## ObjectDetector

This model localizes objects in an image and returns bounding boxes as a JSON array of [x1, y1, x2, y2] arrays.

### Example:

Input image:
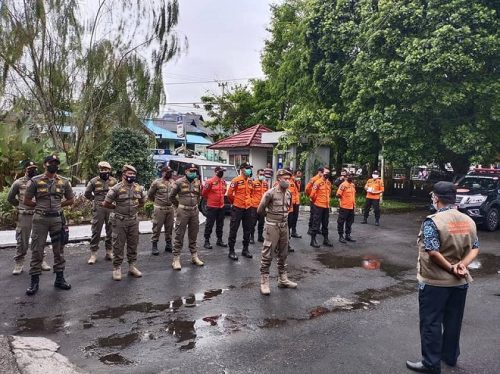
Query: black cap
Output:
[[43, 154, 60, 164], [214, 166, 226, 173], [239, 162, 253, 169], [187, 163, 198, 171], [161, 165, 172, 172], [432, 181, 456, 203], [23, 160, 37, 169]]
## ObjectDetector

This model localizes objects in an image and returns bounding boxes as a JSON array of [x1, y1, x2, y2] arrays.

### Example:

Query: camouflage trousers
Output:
[[260, 220, 289, 275], [29, 213, 65, 276]]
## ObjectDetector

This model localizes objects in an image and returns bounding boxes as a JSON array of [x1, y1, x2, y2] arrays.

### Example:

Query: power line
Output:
[[164, 77, 263, 86]]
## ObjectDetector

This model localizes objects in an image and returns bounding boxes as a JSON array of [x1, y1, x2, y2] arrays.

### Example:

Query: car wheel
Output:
[[483, 207, 499, 231], [199, 198, 208, 217]]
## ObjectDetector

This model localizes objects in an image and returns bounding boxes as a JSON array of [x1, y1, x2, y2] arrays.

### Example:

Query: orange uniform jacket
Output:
[[364, 178, 384, 200], [336, 180, 356, 209], [251, 179, 269, 208], [227, 175, 253, 209], [310, 177, 332, 208], [201, 176, 227, 208], [290, 177, 300, 205], [305, 175, 321, 197]]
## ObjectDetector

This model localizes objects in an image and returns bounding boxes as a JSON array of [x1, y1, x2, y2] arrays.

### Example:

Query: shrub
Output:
[[0, 190, 16, 229]]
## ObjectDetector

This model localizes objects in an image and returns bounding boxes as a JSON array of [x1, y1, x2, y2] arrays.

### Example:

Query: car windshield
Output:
[[201, 165, 238, 182], [458, 176, 498, 191]]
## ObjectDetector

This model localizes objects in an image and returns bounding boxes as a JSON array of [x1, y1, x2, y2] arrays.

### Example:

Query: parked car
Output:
[[455, 168, 500, 231], [167, 157, 238, 215]]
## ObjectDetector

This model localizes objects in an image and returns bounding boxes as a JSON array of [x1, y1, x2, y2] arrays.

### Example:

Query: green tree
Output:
[[102, 128, 155, 186]]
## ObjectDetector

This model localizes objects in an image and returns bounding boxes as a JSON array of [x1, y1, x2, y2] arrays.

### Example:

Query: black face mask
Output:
[[216, 171, 224, 178], [164, 172, 172, 179], [347, 177, 353, 183], [47, 165, 58, 174], [27, 169, 38, 179], [125, 176, 136, 184], [100, 172, 110, 181]]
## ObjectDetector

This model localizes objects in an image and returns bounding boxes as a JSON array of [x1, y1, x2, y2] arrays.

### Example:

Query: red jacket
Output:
[[201, 176, 227, 208]]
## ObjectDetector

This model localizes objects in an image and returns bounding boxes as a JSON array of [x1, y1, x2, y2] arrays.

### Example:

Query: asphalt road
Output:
[[0, 211, 499, 374]]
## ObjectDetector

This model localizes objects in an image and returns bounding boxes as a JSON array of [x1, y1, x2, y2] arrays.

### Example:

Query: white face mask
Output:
[[431, 195, 439, 210], [372, 174, 379, 179]]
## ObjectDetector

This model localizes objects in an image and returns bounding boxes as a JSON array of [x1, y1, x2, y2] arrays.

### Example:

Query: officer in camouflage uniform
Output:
[[84, 161, 117, 264], [258, 169, 297, 295], [103, 165, 145, 281], [24, 155, 74, 296], [7, 160, 51, 274], [148, 165, 176, 255], [170, 163, 204, 270]]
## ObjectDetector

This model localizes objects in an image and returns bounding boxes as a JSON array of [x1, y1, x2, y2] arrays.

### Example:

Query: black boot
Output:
[[151, 242, 159, 255], [216, 238, 228, 247], [26, 275, 40, 296], [323, 237, 334, 247], [339, 235, 347, 243], [204, 239, 213, 249], [310, 234, 320, 248], [345, 235, 356, 242], [249, 234, 255, 245], [54, 271, 71, 290], [257, 234, 264, 242], [242, 247, 253, 258], [228, 248, 238, 261], [291, 229, 302, 238], [165, 240, 173, 252], [288, 244, 295, 253]]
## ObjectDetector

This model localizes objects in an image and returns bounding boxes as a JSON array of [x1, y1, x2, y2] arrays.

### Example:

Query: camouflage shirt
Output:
[[84, 176, 118, 204], [170, 177, 201, 207], [25, 174, 74, 213], [104, 181, 146, 217], [147, 177, 175, 206]]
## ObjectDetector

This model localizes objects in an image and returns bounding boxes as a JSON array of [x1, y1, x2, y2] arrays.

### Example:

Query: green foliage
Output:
[[103, 127, 156, 187], [144, 201, 154, 219], [63, 196, 93, 224], [0, 190, 15, 228]]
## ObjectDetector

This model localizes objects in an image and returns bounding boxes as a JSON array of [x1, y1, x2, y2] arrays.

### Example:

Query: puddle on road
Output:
[[97, 332, 140, 349], [467, 254, 499, 277], [16, 314, 65, 334], [99, 353, 134, 366], [316, 253, 411, 278]]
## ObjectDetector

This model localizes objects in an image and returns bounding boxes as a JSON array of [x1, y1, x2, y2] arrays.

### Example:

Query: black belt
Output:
[[35, 210, 62, 217]]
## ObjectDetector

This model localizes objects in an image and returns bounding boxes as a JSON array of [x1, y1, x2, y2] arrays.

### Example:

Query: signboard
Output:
[[176, 114, 184, 138]]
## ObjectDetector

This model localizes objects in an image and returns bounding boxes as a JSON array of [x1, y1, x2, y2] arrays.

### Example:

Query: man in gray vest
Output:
[[406, 181, 479, 374], [8, 160, 51, 274]]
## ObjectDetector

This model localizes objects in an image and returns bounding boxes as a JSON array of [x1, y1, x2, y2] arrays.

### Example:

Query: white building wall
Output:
[[249, 149, 268, 173]]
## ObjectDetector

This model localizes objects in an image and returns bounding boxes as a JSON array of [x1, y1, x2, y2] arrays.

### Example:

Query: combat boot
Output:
[[26, 275, 40, 296], [41, 259, 51, 271], [105, 249, 114, 260], [12, 260, 24, 275], [291, 229, 302, 238], [249, 234, 255, 245], [112, 267, 122, 281], [54, 271, 71, 290], [345, 235, 356, 242], [203, 239, 212, 249], [323, 237, 334, 247], [278, 273, 298, 289], [216, 238, 228, 247], [172, 256, 181, 270], [228, 249, 238, 261], [165, 240, 173, 252], [128, 263, 142, 278], [191, 254, 204, 266], [310, 234, 320, 248], [260, 274, 270, 295], [87, 252, 97, 264], [151, 242, 159, 256], [339, 235, 347, 243], [242, 247, 253, 258]]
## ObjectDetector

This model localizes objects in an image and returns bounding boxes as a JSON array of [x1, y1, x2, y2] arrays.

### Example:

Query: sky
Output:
[[161, 0, 274, 117]]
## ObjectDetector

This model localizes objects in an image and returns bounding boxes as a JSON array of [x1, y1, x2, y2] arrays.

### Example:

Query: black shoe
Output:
[[375, 220, 380, 226], [291, 230, 302, 238], [204, 240, 213, 249], [405, 361, 440, 373], [228, 251, 238, 261], [151, 242, 159, 256], [242, 249, 253, 258], [165, 241, 173, 252], [345, 235, 356, 242], [26, 275, 40, 296], [216, 239, 228, 247], [54, 272, 71, 290], [249, 236, 255, 244], [339, 235, 347, 243], [310, 234, 320, 248], [288, 245, 295, 253], [323, 238, 334, 247], [361, 219, 368, 224], [258, 235, 264, 242]]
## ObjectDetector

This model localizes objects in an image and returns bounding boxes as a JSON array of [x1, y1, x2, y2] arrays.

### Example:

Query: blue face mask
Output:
[[244, 169, 252, 177], [258, 175, 265, 181], [187, 172, 197, 180]]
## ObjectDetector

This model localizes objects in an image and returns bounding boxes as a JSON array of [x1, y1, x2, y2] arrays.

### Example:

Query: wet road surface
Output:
[[1, 211, 499, 373]]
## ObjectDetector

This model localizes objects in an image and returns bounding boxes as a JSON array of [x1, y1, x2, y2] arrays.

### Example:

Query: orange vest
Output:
[[227, 175, 253, 209], [365, 178, 384, 200], [290, 177, 300, 205], [251, 179, 269, 208], [310, 177, 332, 208], [336, 180, 356, 209], [305, 174, 321, 196]]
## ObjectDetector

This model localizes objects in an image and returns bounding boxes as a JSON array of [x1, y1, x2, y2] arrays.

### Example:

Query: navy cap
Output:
[[43, 155, 60, 164], [432, 181, 456, 201], [239, 162, 253, 169], [23, 160, 37, 169]]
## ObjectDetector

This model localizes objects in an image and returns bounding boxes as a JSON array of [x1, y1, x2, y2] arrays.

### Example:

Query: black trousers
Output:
[[249, 207, 265, 239], [337, 207, 354, 236], [419, 284, 468, 369], [311, 204, 329, 236], [364, 198, 381, 220], [204, 207, 225, 241], [288, 204, 299, 232], [228, 206, 252, 251]]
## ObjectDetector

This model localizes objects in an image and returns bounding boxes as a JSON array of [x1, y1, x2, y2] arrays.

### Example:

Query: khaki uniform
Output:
[[84, 176, 118, 252], [257, 186, 292, 275], [104, 181, 146, 267], [148, 177, 175, 244], [7, 176, 35, 262], [25, 174, 74, 276], [170, 176, 201, 255]]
